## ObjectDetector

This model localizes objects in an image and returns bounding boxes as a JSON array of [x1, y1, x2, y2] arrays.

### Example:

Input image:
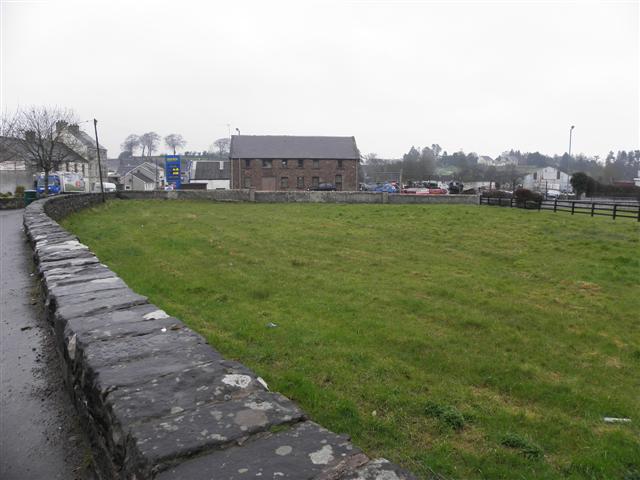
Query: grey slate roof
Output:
[[132, 171, 155, 184], [193, 161, 230, 180], [0, 136, 88, 165], [230, 135, 359, 160]]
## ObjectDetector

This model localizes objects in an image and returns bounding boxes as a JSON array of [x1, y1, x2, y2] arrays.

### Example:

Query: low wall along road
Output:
[[24, 192, 433, 479]]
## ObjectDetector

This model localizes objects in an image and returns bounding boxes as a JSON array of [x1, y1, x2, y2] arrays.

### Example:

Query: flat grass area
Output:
[[62, 200, 640, 480]]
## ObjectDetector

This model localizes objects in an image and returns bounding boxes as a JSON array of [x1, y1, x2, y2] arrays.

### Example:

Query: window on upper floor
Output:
[[262, 159, 272, 168], [245, 159, 251, 168], [281, 159, 288, 168], [313, 159, 320, 169], [298, 159, 304, 168], [337, 159, 343, 169]]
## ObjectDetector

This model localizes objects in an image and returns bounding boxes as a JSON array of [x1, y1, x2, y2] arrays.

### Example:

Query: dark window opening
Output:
[[298, 159, 304, 168], [312, 176, 320, 188], [262, 159, 272, 168], [297, 176, 304, 188], [280, 177, 289, 189], [338, 160, 343, 169], [313, 159, 320, 169], [556, 170, 560, 179], [245, 159, 251, 168], [281, 159, 288, 168]]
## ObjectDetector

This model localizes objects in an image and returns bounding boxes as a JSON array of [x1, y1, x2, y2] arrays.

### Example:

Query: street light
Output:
[[235, 128, 241, 136], [568, 125, 575, 156]]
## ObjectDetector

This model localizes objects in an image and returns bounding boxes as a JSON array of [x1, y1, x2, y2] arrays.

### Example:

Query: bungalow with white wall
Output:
[[522, 167, 572, 193], [189, 160, 230, 189]]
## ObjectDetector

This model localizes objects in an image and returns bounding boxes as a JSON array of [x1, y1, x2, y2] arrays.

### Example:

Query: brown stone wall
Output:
[[232, 159, 358, 191]]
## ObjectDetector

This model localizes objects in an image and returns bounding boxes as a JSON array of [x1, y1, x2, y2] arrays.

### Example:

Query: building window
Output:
[[297, 159, 304, 168], [335, 175, 343, 191], [219, 161, 224, 170], [74, 163, 78, 173], [297, 176, 305, 188], [262, 159, 272, 168], [280, 177, 289, 189], [533, 172, 537, 180], [312, 176, 320, 188], [556, 170, 560, 179], [338, 159, 343, 169], [243, 176, 251, 188], [82, 164, 86, 175], [281, 159, 288, 168], [313, 159, 320, 169], [65, 162, 69, 172], [245, 159, 251, 168]]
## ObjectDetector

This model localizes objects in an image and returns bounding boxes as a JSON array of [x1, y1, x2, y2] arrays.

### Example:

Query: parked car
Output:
[[309, 183, 337, 191]]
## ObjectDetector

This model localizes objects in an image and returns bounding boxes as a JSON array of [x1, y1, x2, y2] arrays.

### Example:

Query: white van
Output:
[[93, 182, 117, 193]]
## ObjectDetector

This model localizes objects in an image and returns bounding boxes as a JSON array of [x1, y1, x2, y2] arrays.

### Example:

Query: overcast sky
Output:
[[2, 0, 638, 159]]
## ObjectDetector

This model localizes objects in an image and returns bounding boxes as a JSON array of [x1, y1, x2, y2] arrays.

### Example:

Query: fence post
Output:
[[571, 202, 575, 215], [510, 197, 513, 208], [637, 205, 640, 222], [554, 198, 557, 212], [612, 204, 617, 220], [591, 203, 595, 217]]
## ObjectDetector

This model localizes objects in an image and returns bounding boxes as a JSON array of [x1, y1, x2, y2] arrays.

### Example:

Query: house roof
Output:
[[0, 136, 88, 166], [194, 161, 230, 180], [230, 135, 359, 160], [131, 171, 155, 184]]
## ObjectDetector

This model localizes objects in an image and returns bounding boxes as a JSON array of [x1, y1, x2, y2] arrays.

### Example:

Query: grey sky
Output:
[[2, 0, 638, 159]]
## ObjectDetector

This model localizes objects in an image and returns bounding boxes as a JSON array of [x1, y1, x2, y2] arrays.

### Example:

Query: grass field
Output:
[[62, 200, 640, 480]]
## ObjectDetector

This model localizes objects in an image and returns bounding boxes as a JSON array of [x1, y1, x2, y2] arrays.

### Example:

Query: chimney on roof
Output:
[[55, 121, 68, 133], [69, 124, 80, 134]]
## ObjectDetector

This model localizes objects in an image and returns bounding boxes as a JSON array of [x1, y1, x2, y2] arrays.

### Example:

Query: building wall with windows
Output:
[[233, 158, 357, 191], [523, 167, 572, 192]]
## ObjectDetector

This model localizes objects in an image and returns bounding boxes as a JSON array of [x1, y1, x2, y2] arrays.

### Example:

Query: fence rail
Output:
[[480, 196, 640, 221]]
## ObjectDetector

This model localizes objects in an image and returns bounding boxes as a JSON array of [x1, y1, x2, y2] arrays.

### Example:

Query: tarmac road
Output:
[[0, 209, 93, 479]]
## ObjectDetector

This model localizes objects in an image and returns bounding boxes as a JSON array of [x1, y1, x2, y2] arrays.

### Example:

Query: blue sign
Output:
[[165, 155, 181, 189]]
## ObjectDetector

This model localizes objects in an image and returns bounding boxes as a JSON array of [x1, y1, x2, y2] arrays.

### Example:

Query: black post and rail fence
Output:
[[479, 196, 640, 221]]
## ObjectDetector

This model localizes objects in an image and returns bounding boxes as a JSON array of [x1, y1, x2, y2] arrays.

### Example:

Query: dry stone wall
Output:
[[24, 194, 418, 480]]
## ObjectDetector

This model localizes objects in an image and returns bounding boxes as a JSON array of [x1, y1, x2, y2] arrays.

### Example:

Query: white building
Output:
[[189, 160, 230, 189], [122, 162, 165, 191], [523, 167, 572, 193], [634, 170, 640, 187]]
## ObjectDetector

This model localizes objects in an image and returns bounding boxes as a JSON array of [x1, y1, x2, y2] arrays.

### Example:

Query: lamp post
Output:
[[93, 119, 105, 203], [568, 125, 575, 156]]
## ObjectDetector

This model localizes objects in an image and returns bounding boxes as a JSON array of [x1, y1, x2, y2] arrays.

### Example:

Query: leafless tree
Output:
[[1, 106, 80, 196], [140, 132, 161, 157], [121, 134, 141, 155], [213, 137, 231, 157], [164, 133, 186, 155]]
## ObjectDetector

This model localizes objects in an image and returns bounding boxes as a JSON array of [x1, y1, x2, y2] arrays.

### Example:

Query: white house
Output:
[[189, 160, 230, 189], [122, 162, 165, 191], [56, 122, 107, 190], [523, 167, 572, 193], [634, 170, 640, 187]]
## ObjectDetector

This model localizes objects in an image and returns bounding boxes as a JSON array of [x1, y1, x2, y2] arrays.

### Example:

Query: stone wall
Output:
[[116, 189, 478, 205], [0, 197, 25, 210], [23, 193, 417, 480]]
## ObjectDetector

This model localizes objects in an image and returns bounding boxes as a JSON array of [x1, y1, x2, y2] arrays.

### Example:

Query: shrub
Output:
[[514, 188, 543, 208], [425, 401, 466, 430], [481, 189, 512, 199], [500, 433, 543, 459], [14, 185, 25, 197]]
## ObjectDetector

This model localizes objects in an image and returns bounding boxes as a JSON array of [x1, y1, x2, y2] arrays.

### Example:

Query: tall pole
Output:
[[93, 119, 106, 203], [568, 125, 575, 156]]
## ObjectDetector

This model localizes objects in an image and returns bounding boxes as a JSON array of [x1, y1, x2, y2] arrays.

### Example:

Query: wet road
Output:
[[0, 209, 92, 479]]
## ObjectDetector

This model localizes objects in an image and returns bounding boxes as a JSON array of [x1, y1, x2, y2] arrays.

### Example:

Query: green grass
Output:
[[62, 200, 640, 480]]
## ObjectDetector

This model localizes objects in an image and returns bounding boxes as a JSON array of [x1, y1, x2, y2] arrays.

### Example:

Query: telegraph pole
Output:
[[93, 119, 106, 203]]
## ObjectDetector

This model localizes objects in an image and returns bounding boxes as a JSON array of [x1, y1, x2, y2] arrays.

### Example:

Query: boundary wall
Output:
[[24, 192, 420, 479]]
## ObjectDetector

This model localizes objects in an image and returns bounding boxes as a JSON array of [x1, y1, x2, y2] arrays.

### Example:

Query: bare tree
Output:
[[2, 106, 79, 196], [213, 137, 231, 157], [164, 133, 186, 155], [121, 134, 141, 155], [140, 132, 161, 157]]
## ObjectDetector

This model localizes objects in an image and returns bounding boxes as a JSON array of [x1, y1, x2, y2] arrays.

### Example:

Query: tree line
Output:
[[362, 145, 640, 186], [119, 133, 231, 159]]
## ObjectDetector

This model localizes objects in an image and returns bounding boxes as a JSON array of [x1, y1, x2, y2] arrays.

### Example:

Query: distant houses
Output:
[[229, 135, 360, 191], [121, 162, 165, 191], [522, 166, 572, 193]]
